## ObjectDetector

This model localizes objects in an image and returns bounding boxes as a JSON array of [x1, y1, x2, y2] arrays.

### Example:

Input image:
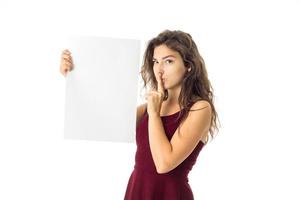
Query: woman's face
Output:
[[152, 44, 188, 90]]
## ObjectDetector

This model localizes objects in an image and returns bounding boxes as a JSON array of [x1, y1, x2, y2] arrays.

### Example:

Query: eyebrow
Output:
[[152, 55, 176, 60]]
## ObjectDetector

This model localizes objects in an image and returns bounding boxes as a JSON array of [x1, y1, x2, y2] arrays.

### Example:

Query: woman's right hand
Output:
[[60, 49, 73, 76]]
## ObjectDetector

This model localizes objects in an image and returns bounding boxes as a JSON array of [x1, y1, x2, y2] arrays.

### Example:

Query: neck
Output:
[[164, 86, 181, 106]]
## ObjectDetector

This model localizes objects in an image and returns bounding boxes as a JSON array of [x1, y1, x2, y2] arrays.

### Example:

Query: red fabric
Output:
[[124, 105, 205, 200]]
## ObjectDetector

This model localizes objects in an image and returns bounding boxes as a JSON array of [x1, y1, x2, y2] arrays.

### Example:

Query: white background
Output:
[[0, 0, 299, 199]]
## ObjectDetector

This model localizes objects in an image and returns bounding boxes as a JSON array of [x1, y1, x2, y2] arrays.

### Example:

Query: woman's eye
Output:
[[152, 60, 173, 64]]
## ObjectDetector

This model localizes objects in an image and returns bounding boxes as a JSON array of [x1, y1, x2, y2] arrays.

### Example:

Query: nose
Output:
[[157, 62, 165, 74]]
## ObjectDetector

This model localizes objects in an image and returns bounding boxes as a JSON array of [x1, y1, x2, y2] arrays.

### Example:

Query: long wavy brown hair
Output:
[[140, 29, 220, 144]]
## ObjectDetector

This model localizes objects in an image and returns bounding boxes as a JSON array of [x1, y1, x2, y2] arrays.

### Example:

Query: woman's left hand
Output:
[[145, 72, 166, 117]]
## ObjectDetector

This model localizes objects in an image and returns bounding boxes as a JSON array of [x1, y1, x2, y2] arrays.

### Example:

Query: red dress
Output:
[[124, 105, 205, 200]]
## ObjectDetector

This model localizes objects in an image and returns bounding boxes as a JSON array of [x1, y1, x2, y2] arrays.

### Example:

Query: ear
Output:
[[185, 67, 191, 76]]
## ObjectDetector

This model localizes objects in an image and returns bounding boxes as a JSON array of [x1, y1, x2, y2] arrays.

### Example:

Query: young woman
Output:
[[60, 30, 220, 200]]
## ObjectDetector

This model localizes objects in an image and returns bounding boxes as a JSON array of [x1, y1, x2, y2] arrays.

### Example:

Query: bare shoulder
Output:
[[136, 103, 147, 126], [190, 100, 212, 112], [184, 100, 212, 144], [137, 102, 147, 114]]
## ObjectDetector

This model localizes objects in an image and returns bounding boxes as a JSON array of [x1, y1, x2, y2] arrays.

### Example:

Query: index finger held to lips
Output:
[[157, 73, 165, 93]]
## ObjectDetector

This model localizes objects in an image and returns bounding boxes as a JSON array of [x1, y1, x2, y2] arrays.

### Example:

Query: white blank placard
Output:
[[63, 36, 141, 143]]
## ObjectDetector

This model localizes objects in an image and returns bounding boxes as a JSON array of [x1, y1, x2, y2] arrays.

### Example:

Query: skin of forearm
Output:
[[148, 114, 172, 172]]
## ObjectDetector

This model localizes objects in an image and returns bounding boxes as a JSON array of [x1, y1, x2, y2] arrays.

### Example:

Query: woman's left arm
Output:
[[148, 100, 211, 174]]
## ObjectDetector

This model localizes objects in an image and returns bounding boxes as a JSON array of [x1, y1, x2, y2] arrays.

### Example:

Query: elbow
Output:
[[156, 162, 171, 174], [156, 167, 167, 174]]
